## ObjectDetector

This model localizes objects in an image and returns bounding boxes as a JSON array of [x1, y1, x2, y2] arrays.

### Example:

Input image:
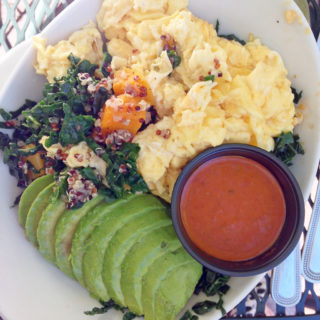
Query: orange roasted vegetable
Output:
[[22, 144, 45, 180], [113, 68, 153, 104], [101, 94, 147, 136]]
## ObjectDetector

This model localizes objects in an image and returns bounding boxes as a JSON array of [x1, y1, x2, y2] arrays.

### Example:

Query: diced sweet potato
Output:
[[101, 94, 147, 136], [113, 68, 153, 104]]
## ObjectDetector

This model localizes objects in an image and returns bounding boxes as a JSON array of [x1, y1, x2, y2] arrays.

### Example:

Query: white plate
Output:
[[1, 0, 320, 319]]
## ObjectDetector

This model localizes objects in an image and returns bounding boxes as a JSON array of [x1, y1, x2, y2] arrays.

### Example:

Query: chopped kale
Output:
[[84, 299, 136, 318], [215, 19, 246, 45], [59, 104, 95, 146], [273, 132, 304, 166], [192, 300, 217, 315], [104, 143, 149, 198], [193, 268, 230, 316], [291, 86, 303, 104], [167, 49, 181, 69], [79, 167, 101, 187], [203, 75, 215, 82]]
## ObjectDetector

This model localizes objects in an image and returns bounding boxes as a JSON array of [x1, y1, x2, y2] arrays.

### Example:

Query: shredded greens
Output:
[[84, 299, 136, 320], [272, 132, 304, 166], [215, 19, 246, 45], [0, 54, 148, 206]]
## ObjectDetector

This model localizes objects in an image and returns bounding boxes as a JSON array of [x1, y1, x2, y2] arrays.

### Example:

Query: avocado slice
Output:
[[82, 194, 164, 301], [154, 260, 202, 320], [141, 247, 196, 320], [121, 226, 181, 315], [70, 195, 134, 286], [25, 182, 55, 247], [37, 199, 66, 264], [18, 174, 54, 226], [54, 195, 105, 278], [102, 207, 171, 306]]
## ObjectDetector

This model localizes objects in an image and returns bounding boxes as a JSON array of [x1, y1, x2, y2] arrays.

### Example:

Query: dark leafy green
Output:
[[192, 301, 217, 315], [214, 19, 246, 45], [203, 75, 215, 82], [193, 268, 230, 316], [180, 311, 199, 320], [272, 132, 304, 166], [84, 299, 137, 319], [59, 104, 95, 146], [167, 49, 181, 69], [104, 143, 149, 198], [291, 87, 303, 104]]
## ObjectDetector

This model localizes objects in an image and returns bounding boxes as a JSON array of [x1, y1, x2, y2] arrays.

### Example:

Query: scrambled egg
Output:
[[40, 137, 107, 178], [34, 0, 300, 202], [33, 21, 103, 82]]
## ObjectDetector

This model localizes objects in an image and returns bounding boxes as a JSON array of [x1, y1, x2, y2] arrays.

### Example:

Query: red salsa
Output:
[[180, 156, 286, 262]]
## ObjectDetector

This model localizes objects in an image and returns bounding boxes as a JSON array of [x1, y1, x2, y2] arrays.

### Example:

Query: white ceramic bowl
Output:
[[0, 1, 320, 319]]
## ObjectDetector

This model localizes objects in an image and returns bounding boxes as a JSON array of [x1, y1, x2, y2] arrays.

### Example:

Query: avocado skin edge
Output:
[[25, 182, 55, 247], [18, 174, 54, 226]]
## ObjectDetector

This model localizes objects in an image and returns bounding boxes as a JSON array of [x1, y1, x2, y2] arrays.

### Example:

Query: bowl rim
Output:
[[171, 143, 305, 277]]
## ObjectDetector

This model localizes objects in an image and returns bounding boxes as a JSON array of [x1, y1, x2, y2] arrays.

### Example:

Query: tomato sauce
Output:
[[180, 156, 286, 262]]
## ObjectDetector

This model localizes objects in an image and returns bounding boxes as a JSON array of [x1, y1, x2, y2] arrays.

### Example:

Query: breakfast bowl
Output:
[[171, 144, 305, 277]]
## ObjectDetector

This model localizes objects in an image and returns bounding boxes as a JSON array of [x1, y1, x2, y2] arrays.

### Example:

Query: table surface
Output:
[[0, 0, 320, 319]]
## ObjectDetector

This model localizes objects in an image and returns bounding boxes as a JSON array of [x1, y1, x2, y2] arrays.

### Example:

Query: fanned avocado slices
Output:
[[120, 226, 181, 315], [141, 247, 200, 320], [154, 260, 202, 320], [18, 174, 54, 226], [37, 199, 66, 264], [25, 182, 56, 247], [70, 196, 133, 286], [54, 195, 105, 279], [102, 207, 171, 306], [82, 194, 164, 301]]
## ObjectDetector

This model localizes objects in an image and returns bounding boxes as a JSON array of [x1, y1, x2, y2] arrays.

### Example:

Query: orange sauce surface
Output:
[[180, 156, 286, 261]]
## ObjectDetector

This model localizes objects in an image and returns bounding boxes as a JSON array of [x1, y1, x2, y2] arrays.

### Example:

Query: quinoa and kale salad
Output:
[[0, 0, 306, 319]]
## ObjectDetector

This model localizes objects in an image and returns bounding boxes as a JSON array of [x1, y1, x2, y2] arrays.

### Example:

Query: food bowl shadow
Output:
[[171, 144, 305, 277]]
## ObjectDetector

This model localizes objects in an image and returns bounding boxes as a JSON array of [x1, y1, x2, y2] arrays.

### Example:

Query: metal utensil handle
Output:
[[271, 244, 302, 307], [302, 180, 320, 283]]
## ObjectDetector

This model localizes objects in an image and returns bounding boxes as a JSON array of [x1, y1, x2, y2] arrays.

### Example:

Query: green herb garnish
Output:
[[167, 50, 182, 69], [273, 132, 304, 166], [202, 75, 215, 82], [291, 86, 303, 104], [215, 19, 246, 45]]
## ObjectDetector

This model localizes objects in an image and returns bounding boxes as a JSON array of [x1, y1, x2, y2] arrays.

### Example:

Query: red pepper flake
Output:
[[199, 75, 204, 81], [139, 86, 147, 97], [163, 129, 171, 139], [156, 129, 162, 136], [132, 48, 139, 54], [110, 73, 114, 79], [139, 118, 144, 123], [214, 58, 221, 69], [133, 75, 140, 81], [208, 71, 212, 75], [106, 66, 112, 72], [127, 106, 133, 113], [61, 153, 68, 161]]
